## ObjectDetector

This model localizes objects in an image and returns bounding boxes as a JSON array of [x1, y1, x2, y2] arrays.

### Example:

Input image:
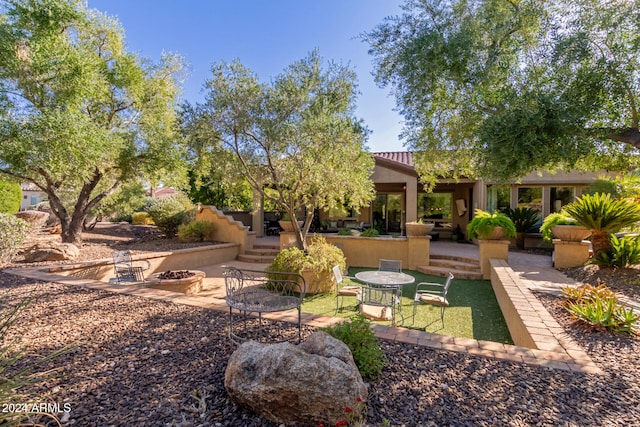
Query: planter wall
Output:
[[552, 239, 591, 268]]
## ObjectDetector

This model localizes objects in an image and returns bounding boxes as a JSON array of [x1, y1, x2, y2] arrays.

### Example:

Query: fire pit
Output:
[[146, 270, 205, 295]]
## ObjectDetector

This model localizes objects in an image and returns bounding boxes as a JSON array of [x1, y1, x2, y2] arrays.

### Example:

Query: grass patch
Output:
[[301, 267, 513, 344]]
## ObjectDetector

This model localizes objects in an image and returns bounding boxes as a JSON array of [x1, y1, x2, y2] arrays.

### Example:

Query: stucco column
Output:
[[405, 177, 418, 223], [252, 189, 264, 237], [552, 239, 591, 268], [478, 239, 510, 280]]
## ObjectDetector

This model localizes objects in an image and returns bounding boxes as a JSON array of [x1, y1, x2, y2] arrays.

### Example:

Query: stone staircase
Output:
[[237, 242, 280, 264], [417, 253, 482, 280]]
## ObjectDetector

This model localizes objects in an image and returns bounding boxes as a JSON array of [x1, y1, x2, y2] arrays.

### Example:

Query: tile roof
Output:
[[374, 151, 414, 167]]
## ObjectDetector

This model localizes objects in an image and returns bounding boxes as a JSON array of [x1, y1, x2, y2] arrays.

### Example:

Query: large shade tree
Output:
[[190, 51, 375, 250], [0, 0, 185, 243], [364, 0, 640, 188]]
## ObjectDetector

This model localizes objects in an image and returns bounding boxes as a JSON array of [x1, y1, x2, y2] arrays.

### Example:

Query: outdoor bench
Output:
[[223, 267, 306, 344]]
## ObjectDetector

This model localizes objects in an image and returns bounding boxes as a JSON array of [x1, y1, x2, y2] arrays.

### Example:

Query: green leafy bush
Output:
[[146, 194, 194, 237], [504, 207, 540, 232], [562, 281, 639, 335], [0, 180, 21, 214], [131, 212, 154, 225], [320, 314, 386, 380], [593, 234, 640, 268], [337, 228, 352, 236], [0, 214, 30, 267], [360, 227, 380, 237], [467, 209, 516, 239], [177, 220, 216, 242], [268, 235, 346, 275]]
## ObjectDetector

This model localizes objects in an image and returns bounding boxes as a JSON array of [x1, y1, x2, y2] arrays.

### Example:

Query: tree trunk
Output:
[[61, 211, 85, 244], [590, 231, 611, 258]]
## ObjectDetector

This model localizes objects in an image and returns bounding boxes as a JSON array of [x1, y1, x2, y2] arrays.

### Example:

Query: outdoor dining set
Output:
[[334, 260, 454, 326]]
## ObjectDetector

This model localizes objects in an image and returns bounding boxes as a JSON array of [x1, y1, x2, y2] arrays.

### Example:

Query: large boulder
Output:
[[224, 331, 368, 426], [23, 242, 80, 262]]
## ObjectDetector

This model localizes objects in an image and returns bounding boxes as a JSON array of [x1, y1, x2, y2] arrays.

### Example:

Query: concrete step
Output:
[[417, 264, 483, 280], [253, 243, 279, 250], [245, 248, 280, 257], [429, 258, 480, 272], [237, 253, 276, 264], [430, 253, 479, 265]]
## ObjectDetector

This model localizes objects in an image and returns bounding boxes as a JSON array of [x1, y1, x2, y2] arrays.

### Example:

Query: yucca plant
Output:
[[562, 193, 640, 257]]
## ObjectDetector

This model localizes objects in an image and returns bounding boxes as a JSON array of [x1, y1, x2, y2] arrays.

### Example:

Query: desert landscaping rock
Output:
[[2, 223, 639, 425]]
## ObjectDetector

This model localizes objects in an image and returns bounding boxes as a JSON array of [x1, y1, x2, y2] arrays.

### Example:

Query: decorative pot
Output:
[[146, 270, 205, 295], [479, 226, 506, 240], [278, 220, 304, 232], [405, 222, 435, 236], [551, 225, 592, 242]]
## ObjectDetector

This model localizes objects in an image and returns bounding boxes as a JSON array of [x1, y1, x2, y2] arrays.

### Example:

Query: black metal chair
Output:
[[112, 250, 150, 284]]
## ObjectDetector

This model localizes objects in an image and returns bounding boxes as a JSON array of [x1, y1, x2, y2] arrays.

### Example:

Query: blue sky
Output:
[[88, 1, 406, 152]]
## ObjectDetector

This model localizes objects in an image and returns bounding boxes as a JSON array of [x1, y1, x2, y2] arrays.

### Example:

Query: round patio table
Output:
[[355, 270, 415, 287], [355, 271, 415, 324]]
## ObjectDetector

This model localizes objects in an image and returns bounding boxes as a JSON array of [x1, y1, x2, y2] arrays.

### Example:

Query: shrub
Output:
[[14, 210, 49, 230], [504, 207, 540, 233], [0, 214, 30, 267], [562, 281, 639, 335], [268, 235, 346, 275], [320, 314, 386, 380], [337, 228, 352, 236], [593, 234, 640, 268], [360, 227, 380, 237], [131, 212, 154, 225], [563, 192, 640, 257], [146, 194, 194, 237], [177, 220, 216, 242], [0, 180, 21, 213]]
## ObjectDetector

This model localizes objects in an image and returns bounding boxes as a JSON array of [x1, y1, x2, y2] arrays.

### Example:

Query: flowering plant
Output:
[[319, 397, 366, 427]]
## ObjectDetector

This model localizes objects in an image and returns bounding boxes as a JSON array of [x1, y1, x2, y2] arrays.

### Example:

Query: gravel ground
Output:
[[2, 223, 639, 426]]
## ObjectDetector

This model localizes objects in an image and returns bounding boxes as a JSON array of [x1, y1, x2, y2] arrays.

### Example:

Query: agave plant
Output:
[[562, 193, 640, 257]]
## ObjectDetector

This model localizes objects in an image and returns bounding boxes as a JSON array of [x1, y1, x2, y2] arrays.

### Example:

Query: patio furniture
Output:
[[412, 272, 454, 327], [224, 267, 305, 344], [355, 270, 415, 325], [112, 250, 150, 284], [379, 259, 402, 272], [332, 265, 361, 312]]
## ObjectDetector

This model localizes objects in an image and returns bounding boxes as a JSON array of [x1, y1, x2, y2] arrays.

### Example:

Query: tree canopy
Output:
[[0, 0, 185, 243], [189, 50, 375, 249], [364, 0, 640, 188]]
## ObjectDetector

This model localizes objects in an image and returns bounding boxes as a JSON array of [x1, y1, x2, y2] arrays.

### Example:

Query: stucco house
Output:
[[317, 151, 614, 240], [20, 183, 47, 211]]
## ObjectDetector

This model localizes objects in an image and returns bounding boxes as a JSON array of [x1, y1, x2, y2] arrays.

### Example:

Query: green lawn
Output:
[[301, 267, 513, 344]]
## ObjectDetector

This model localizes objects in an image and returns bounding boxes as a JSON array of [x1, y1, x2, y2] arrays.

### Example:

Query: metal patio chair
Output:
[[112, 250, 150, 284], [332, 265, 361, 312], [412, 272, 454, 327]]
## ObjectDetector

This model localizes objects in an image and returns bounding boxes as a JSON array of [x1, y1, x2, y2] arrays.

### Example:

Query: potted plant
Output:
[[405, 218, 435, 236], [467, 209, 516, 240], [278, 212, 304, 232], [540, 212, 591, 242], [268, 235, 346, 294], [504, 207, 540, 249]]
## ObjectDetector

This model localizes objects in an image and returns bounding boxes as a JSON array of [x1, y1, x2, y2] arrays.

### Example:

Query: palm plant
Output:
[[504, 207, 540, 249], [562, 193, 640, 257]]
